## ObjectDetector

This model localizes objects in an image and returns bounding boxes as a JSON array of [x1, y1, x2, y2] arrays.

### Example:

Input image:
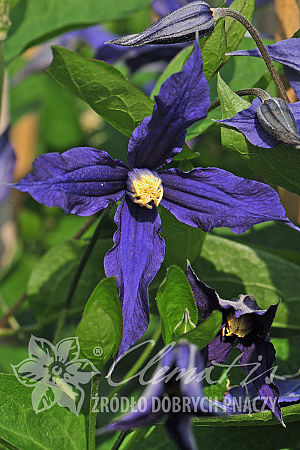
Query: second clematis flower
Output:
[[14, 41, 298, 358], [187, 264, 284, 424]]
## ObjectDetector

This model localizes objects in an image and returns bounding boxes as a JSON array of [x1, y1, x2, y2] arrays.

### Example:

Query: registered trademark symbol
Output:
[[93, 346, 103, 357]]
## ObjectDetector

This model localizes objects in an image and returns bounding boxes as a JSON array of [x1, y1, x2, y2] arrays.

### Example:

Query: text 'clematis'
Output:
[[14, 41, 298, 358]]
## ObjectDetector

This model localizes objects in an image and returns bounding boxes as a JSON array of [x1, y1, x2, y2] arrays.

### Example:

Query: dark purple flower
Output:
[[0, 128, 15, 204], [101, 340, 223, 450], [227, 39, 300, 99], [187, 264, 284, 424], [107, 2, 215, 46], [13, 42, 298, 358], [224, 379, 300, 415], [218, 96, 300, 148]]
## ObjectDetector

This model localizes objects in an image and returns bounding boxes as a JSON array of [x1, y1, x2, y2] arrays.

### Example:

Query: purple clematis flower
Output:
[[227, 38, 300, 99], [13, 42, 298, 358], [218, 96, 300, 148], [101, 340, 224, 450], [187, 264, 284, 424], [0, 128, 15, 204]]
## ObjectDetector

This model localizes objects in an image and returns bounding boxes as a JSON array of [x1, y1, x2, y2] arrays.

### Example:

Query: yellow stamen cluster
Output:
[[128, 170, 163, 209], [222, 311, 253, 338]]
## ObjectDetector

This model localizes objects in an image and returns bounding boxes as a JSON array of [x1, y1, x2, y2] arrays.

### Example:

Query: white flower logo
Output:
[[12, 335, 99, 414]]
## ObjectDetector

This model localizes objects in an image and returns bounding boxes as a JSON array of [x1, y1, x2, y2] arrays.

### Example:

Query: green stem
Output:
[[212, 7, 289, 103], [88, 374, 101, 450], [53, 206, 111, 344], [108, 324, 161, 399], [208, 87, 271, 112]]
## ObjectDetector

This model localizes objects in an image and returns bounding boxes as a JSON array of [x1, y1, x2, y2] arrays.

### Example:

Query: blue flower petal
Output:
[[127, 40, 210, 170], [104, 197, 165, 357], [13, 147, 128, 216], [218, 98, 280, 148], [187, 264, 220, 318], [237, 339, 283, 425], [159, 167, 299, 233]]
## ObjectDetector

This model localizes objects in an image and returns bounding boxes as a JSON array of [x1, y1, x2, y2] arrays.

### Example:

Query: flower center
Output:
[[127, 169, 163, 209], [222, 311, 253, 338]]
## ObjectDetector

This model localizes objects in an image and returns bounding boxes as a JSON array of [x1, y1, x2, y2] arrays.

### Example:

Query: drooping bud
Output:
[[256, 98, 300, 147], [173, 308, 196, 339], [106, 2, 215, 47]]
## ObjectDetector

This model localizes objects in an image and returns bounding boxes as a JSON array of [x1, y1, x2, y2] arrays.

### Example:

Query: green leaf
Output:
[[213, 221, 300, 266], [184, 310, 222, 350], [156, 266, 198, 344], [223, 0, 255, 53], [193, 234, 300, 331], [48, 46, 153, 138], [26, 238, 112, 321], [6, 0, 151, 64], [217, 74, 300, 195], [0, 374, 86, 449], [159, 207, 206, 270], [76, 277, 122, 370], [201, 19, 227, 80], [273, 336, 300, 375]]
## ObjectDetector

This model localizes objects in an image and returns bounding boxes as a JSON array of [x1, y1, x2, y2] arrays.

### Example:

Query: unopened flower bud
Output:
[[106, 1, 215, 47], [256, 98, 300, 147], [173, 308, 196, 339]]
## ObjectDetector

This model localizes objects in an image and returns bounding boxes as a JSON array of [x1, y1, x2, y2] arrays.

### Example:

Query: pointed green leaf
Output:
[[76, 277, 122, 369], [48, 46, 154, 137], [157, 266, 198, 344]]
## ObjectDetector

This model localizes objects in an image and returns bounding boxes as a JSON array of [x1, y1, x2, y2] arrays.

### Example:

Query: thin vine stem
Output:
[[88, 374, 101, 450], [111, 430, 132, 450], [212, 8, 289, 103], [53, 206, 111, 344], [208, 87, 271, 112]]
